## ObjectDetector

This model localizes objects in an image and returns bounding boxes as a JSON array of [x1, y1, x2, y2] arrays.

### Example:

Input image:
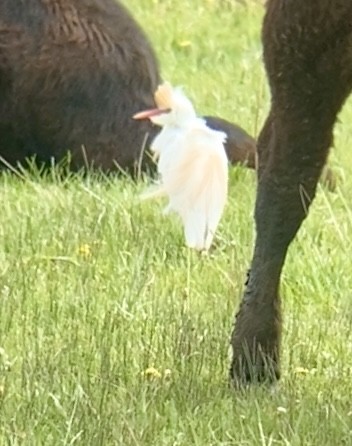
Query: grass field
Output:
[[1, 1, 352, 445]]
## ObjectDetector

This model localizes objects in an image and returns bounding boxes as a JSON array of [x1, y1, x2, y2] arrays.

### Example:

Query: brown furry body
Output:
[[0, 0, 160, 172], [0, 0, 255, 174]]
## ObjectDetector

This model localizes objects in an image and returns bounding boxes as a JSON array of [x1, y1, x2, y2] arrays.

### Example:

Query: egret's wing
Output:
[[141, 126, 184, 202], [159, 126, 228, 250]]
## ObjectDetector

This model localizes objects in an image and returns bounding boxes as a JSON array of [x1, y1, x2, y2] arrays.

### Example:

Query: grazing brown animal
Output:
[[0, 0, 255, 175], [0, 0, 160, 173], [230, 0, 352, 386]]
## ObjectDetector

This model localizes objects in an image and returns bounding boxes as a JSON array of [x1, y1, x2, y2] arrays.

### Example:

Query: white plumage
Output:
[[133, 82, 228, 251]]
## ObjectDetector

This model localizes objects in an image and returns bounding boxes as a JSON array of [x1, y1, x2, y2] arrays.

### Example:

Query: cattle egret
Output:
[[133, 82, 228, 251]]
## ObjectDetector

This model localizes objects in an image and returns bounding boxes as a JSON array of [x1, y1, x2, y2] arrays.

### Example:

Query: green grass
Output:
[[1, 1, 352, 444]]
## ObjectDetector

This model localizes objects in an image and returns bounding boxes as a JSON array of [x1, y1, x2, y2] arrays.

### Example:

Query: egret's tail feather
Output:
[[183, 214, 217, 251], [183, 208, 208, 251]]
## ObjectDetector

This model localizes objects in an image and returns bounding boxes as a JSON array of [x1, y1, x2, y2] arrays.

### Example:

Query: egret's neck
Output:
[[172, 109, 199, 127]]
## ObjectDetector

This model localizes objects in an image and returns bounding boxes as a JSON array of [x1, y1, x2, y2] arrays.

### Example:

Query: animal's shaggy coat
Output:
[[0, 0, 160, 172], [0, 0, 256, 174]]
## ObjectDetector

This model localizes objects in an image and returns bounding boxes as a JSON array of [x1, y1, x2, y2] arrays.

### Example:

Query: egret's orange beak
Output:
[[133, 107, 171, 120]]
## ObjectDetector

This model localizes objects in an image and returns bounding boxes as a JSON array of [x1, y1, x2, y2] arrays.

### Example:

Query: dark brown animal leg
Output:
[[230, 114, 327, 385], [230, 0, 352, 386]]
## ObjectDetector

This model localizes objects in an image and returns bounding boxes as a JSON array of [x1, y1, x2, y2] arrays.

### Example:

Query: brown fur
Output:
[[230, 0, 352, 386], [0, 0, 160, 173], [0, 0, 257, 175]]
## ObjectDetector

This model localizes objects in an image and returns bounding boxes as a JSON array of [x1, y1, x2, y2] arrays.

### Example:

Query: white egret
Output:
[[133, 82, 228, 251]]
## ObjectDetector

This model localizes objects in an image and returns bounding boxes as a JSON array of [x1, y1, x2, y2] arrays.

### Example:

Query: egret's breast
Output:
[[152, 126, 186, 172]]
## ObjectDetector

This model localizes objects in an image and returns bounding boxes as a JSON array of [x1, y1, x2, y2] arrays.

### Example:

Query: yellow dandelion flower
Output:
[[141, 367, 162, 380], [294, 367, 310, 375], [77, 244, 92, 259], [178, 40, 192, 48]]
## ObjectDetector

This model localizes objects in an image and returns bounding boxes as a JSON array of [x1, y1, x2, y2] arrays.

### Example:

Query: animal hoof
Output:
[[229, 299, 282, 388], [229, 351, 280, 389]]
